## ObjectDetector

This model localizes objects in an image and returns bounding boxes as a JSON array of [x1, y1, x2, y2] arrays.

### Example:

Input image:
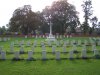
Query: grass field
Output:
[[0, 37, 100, 75]]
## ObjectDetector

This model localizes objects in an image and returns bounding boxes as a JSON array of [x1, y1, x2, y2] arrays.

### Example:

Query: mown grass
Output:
[[0, 60, 100, 75], [0, 37, 100, 75]]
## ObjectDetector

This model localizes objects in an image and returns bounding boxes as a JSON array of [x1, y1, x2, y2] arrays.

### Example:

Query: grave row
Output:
[[0, 37, 10, 42], [3, 42, 99, 53], [27, 35, 72, 38], [0, 45, 100, 61], [12, 39, 100, 48]]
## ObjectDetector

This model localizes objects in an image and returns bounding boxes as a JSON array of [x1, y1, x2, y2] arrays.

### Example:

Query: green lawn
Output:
[[0, 37, 100, 75]]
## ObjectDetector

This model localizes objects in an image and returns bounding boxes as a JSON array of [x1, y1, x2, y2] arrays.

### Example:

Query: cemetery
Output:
[[0, 36, 100, 75], [0, 0, 100, 75], [0, 36, 100, 61]]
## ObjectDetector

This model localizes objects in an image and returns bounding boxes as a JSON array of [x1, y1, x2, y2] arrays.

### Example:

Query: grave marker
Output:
[[0, 46, 3, 53], [84, 40, 88, 45], [12, 51, 20, 60], [63, 41, 67, 46], [32, 45, 35, 52], [3, 37, 7, 42], [55, 50, 60, 60], [81, 49, 87, 59], [20, 46, 24, 54], [92, 45, 96, 51], [56, 40, 60, 47], [28, 51, 33, 59], [21, 40, 24, 45], [42, 50, 47, 60], [62, 45, 66, 53], [0, 38, 2, 41], [93, 49, 99, 56], [26, 40, 31, 47], [82, 45, 86, 50], [69, 50, 74, 60], [1, 51, 6, 60], [56, 35, 59, 39], [10, 43, 14, 53], [41, 41, 44, 46], [36, 35, 38, 38], [43, 35, 45, 38], [25, 35, 27, 38], [42, 45, 46, 51], [33, 40, 37, 47], [27, 51, 35, 61], [77, 40, 81, 46], [66, 40, 70, 46], [72, 45, 77, 51], [48, 40, 52, 47], [52, 45, 56, 54]]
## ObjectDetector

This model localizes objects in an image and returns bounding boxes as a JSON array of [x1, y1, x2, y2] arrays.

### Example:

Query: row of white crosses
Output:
[[32, 35, 46, 39], [0, 45, 100, 60], [0, 38, 99, 60], [0, 37, 10, 42], [10, 40, 38, 54], [9, 39, 99, 53], [31, 35, 72, 39], [56, 35, 72, 38], [12, 39, 100, 48], [89, 37, 100, 46], [13, 51, 34, 60], [14, 40, 33, 47], [14, 39, 67, 47], [13, 40, 63, 47]]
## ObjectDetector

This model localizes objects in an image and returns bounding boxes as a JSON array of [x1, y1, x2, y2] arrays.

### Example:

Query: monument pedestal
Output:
[[46, 34, 56, 41]]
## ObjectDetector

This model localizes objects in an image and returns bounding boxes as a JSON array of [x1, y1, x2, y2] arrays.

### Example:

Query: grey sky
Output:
[[0, 0, 100, 27]]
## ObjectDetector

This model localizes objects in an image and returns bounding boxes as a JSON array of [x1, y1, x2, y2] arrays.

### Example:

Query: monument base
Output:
[[46, 34, 56, 41]]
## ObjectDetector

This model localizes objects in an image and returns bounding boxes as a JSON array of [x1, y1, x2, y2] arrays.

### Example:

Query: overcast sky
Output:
[[0, 0, 100, 27]]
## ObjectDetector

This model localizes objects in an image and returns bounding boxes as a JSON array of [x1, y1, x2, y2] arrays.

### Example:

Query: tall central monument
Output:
[[46, 15, 56, 41]]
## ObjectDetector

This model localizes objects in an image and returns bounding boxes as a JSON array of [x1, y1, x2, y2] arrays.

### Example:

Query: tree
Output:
[[90, 16, 98, 34], [42, 0, 80, 34], [81, 0, 93, 34], [9, 5, 41, 35], [0, 26, 6, 35], [94, 21, 100, 35], [36, 11, 49, 34], [98, 22, 100, 28], [81, 21, 90, 34]]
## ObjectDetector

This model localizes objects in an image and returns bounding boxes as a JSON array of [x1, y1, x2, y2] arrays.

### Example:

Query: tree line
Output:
[[1, 0, 100, 35]]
